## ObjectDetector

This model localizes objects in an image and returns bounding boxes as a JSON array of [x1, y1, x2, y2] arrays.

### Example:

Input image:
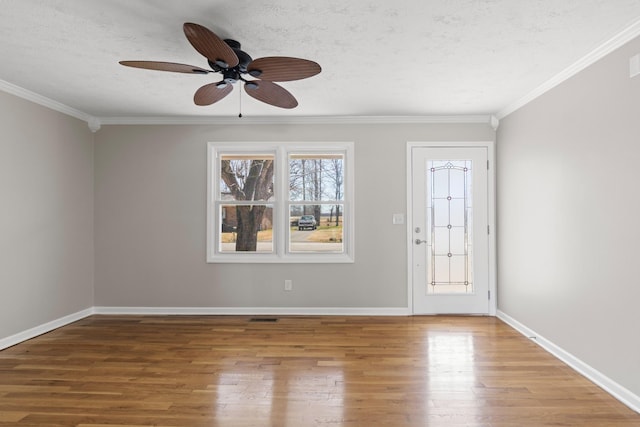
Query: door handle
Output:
[[415, 239, 427, 245]]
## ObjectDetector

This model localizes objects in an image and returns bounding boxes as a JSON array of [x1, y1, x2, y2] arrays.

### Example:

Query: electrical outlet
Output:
[[284, 280, 293, 291]]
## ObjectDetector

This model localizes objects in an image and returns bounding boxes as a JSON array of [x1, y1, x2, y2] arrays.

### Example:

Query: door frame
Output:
[[406, 141, 497, 316]]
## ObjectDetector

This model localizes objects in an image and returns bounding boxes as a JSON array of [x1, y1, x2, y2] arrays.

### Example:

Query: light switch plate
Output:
[[392, 213, 405, 225], [631, 54, 640, 78]]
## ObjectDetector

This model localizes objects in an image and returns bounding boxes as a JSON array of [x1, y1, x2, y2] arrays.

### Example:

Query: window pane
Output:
[[220, 155, 274, 201], [289, 154, 344, 201], [289, 204, 344, 253], [219, 205, 273, 253]]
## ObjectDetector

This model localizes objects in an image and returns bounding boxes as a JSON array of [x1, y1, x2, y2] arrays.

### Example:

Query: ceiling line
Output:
[[496, 16, 640, 119], [0, 78, 94, 124], [96, 115, 494, 126]]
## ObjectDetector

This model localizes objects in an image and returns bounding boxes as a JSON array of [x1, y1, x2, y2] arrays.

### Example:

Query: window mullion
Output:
[[276, 146, 287, 258]]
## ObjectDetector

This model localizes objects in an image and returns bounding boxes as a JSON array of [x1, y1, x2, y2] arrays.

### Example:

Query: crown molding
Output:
[[497, 17, 640, 120], [0, 79, 492, 128], [0, 79, 100, 131], [0, 78, 491, 128], [490, 115, 500, 131], [97, 114, 493, 126]]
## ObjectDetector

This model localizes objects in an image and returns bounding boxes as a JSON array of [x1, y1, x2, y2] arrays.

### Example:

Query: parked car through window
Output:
[[297, 215, 317, 230]]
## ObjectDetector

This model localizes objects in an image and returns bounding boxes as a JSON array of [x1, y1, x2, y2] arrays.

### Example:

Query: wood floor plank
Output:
[[0, 315, 638, 426], [0, 411, 28, 422]]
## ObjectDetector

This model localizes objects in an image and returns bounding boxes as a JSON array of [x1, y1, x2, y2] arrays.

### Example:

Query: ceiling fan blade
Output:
[[119, 61, 211, 74], [244, 80, 298, 109], [183, 22, 239, 69], [247, 57, 321, 81], [194, 82, 233, 106]]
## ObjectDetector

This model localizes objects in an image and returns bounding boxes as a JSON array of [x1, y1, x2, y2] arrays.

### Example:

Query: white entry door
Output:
[[411, 146, 491, 314]]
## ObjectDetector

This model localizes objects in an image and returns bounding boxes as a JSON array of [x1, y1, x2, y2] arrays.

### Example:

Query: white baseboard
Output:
[[0, 307, 95, 350], [93, 306, 411, 316], [0, 306, 409, 350], [497, 310, 640, 414]]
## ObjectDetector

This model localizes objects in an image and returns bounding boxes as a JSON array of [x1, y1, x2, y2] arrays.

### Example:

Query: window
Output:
[[207, 142, 354, 263]]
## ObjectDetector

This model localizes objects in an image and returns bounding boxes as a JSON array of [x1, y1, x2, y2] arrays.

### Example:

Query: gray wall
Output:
[[94, 123, 494, 309], [0, 91, 94, 339], [497, 37, 640, 396]]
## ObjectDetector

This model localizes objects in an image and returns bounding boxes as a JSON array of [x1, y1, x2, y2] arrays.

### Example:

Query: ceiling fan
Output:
[[120, 22, 321, 110]]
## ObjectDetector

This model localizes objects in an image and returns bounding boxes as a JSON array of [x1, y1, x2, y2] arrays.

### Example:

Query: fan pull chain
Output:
[[238, 85, 243, 118]]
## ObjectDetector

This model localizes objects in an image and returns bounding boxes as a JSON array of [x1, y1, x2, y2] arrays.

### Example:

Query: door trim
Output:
[[406, 141, 496, 316]]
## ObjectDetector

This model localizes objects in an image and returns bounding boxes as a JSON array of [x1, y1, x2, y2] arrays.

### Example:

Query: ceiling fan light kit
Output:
[[119, 22, 321, 111]]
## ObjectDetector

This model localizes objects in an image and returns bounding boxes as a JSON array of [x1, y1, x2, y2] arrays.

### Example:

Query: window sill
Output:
[[206, 253, 354, 264]]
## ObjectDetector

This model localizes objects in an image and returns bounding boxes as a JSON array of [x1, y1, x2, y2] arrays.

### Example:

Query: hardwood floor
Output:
[[0, 315, 638, 426]]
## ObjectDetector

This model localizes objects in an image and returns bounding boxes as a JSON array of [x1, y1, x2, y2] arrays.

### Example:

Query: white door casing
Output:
[[407, 142, 496, 315]]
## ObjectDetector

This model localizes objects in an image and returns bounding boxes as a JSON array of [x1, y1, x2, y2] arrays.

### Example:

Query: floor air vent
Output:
[[249, 318, 278, 322]]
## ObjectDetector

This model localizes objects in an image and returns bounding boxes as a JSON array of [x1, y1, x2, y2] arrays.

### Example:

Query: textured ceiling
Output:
[[1, 0, 640, 120]]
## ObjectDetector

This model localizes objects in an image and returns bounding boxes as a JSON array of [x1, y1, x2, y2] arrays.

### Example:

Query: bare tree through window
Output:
[[220, 156, 274, 251]]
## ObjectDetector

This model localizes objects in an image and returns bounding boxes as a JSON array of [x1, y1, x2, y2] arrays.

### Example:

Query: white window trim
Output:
[[207, 141, 355, 263]]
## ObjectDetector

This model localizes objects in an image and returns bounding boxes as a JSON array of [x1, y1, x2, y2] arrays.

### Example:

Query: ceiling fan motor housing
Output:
[[222, 68, 240, 84], [210, 39, 254, 84], [225, 39, 253, 72]]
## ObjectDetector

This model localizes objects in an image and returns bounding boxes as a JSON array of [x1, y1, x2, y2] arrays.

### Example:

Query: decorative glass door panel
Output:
[[427, 161, 473, 294]]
